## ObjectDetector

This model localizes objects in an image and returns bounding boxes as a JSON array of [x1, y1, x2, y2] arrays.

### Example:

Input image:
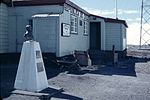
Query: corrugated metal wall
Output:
[[0, 3, 8, 53]]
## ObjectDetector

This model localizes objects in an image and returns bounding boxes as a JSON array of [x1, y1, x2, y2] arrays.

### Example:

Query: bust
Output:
[[24, 25, 34, 41]]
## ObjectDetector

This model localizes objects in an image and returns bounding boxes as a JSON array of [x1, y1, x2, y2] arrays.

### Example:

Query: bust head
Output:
[[26, 25, 32, 32], [24, 25, 34, 41]]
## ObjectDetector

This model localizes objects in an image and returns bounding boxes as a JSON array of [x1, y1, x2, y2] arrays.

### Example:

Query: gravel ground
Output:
[[1, 47, 150, 100], [48, 61, 150, 100]]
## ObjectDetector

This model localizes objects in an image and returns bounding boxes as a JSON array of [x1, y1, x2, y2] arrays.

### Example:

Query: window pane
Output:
[[70, 15, 78, 33], [75, 28, 77, 32], [84, 21, 88, 35]]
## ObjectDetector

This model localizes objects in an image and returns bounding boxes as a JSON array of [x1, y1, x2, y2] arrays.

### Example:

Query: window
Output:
[[70, 15, 78, 34], [84, 20, 88, 35], [79, 20, 82, 26]]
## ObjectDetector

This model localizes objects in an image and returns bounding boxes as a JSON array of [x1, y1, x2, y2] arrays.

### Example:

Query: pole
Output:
[[140, 0, 143, 49], [115, 0, 118, 19]]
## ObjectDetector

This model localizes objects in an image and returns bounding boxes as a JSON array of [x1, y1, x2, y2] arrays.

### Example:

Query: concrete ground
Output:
[[1, 48, 150, 100]]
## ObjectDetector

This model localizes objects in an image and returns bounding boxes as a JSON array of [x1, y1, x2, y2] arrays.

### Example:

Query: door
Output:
[[90, 22, 101, 50]]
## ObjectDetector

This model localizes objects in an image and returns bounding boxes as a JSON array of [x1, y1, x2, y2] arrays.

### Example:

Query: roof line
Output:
[[90, 14, 128, 27], [7, 0, 89, 15]]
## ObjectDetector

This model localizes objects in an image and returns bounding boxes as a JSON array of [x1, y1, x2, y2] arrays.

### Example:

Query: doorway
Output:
[[90, 22, 101, 50]]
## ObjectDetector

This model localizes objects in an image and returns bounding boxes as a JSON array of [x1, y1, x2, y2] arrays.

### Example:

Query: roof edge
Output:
[[8, 0, 89, 15], [90, 14, 128, 27]]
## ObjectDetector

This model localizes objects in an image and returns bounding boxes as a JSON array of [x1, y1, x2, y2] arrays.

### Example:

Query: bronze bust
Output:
[[24, 25, 34, 41]]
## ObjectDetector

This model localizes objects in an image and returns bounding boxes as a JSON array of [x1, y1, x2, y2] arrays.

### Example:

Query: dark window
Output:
[[79, 20, 82, 26]]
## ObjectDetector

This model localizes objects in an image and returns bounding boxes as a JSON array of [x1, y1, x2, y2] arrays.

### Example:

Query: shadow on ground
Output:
[[67, 56, 150, 77], [40, 87, 83, 100], [0, 53, 150, 99]]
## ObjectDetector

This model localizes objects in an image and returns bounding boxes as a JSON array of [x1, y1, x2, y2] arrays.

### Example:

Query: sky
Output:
[[71, 0, 150, 45]]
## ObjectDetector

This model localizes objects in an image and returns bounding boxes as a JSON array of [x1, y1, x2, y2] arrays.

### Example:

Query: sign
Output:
[[62, 23, 70, 37]]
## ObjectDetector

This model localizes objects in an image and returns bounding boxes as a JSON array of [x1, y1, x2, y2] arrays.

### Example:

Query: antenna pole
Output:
[[140, 0, 143, 49], [115, 0, 118, 19]]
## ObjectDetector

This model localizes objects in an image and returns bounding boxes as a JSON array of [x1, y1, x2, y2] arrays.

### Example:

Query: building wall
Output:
[[8, 5, 89, 57], [0, 3, 8, 53], [32, 16, 59, 54], [58, 10, 89, 57], [122, 24, 127, 50], [8, 5, 63, 53], [105, 22, 123, 51], [7, 4, 126, 56], [89, 16, 105, 50]]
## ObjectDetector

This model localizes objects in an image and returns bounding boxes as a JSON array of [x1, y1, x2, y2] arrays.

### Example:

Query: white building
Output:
[[90, 15, 127, 51], [0, 0, 127, 57]]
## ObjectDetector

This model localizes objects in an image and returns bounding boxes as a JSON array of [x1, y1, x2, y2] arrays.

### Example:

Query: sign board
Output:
[[61, 23, 70, 37]]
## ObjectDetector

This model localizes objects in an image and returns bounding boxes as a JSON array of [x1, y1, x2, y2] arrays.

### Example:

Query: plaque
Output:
[[37, 62, 44, 72], [36, 51, 41, 58]]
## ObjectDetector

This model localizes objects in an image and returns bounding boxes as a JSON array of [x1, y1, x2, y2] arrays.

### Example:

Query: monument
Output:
[[14, 25, 48, 92]]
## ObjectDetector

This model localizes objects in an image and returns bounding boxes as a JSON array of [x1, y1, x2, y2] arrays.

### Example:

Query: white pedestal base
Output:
[[14, 41, 48, 92]]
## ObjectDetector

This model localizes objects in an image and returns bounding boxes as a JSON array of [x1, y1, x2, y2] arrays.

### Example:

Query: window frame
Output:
[[83, 20, 88, 36], [70, 15, 78, 34]]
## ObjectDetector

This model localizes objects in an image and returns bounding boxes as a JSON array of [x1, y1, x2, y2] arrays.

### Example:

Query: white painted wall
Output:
[[105, 22, 122, 51], [8, 5, 63, 53], [58, 10, 89, 57], [8, 5, 89, 57], [32, 16, 59, 54], [7, 4, 126, 56], [122, 24, 127, 50]]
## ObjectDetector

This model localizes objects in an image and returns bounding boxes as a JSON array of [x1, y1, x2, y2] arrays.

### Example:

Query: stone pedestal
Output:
[[14, 41, 48, 92]]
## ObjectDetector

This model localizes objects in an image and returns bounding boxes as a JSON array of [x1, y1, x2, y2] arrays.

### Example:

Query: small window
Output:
[[79, 20, 82, 26], [70, 15, 78, 34], [84, 20, 88, 35]]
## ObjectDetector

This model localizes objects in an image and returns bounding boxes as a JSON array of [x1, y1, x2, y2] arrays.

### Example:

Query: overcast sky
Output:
[[71, 0, 150, 45]]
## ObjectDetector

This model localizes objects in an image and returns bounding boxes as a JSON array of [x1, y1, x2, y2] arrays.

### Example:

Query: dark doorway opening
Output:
[[90, 22, 101, 50]]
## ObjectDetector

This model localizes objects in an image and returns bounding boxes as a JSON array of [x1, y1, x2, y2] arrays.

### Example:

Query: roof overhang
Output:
[[105, 18, 128, 28], [90, 14, 128, 28]]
